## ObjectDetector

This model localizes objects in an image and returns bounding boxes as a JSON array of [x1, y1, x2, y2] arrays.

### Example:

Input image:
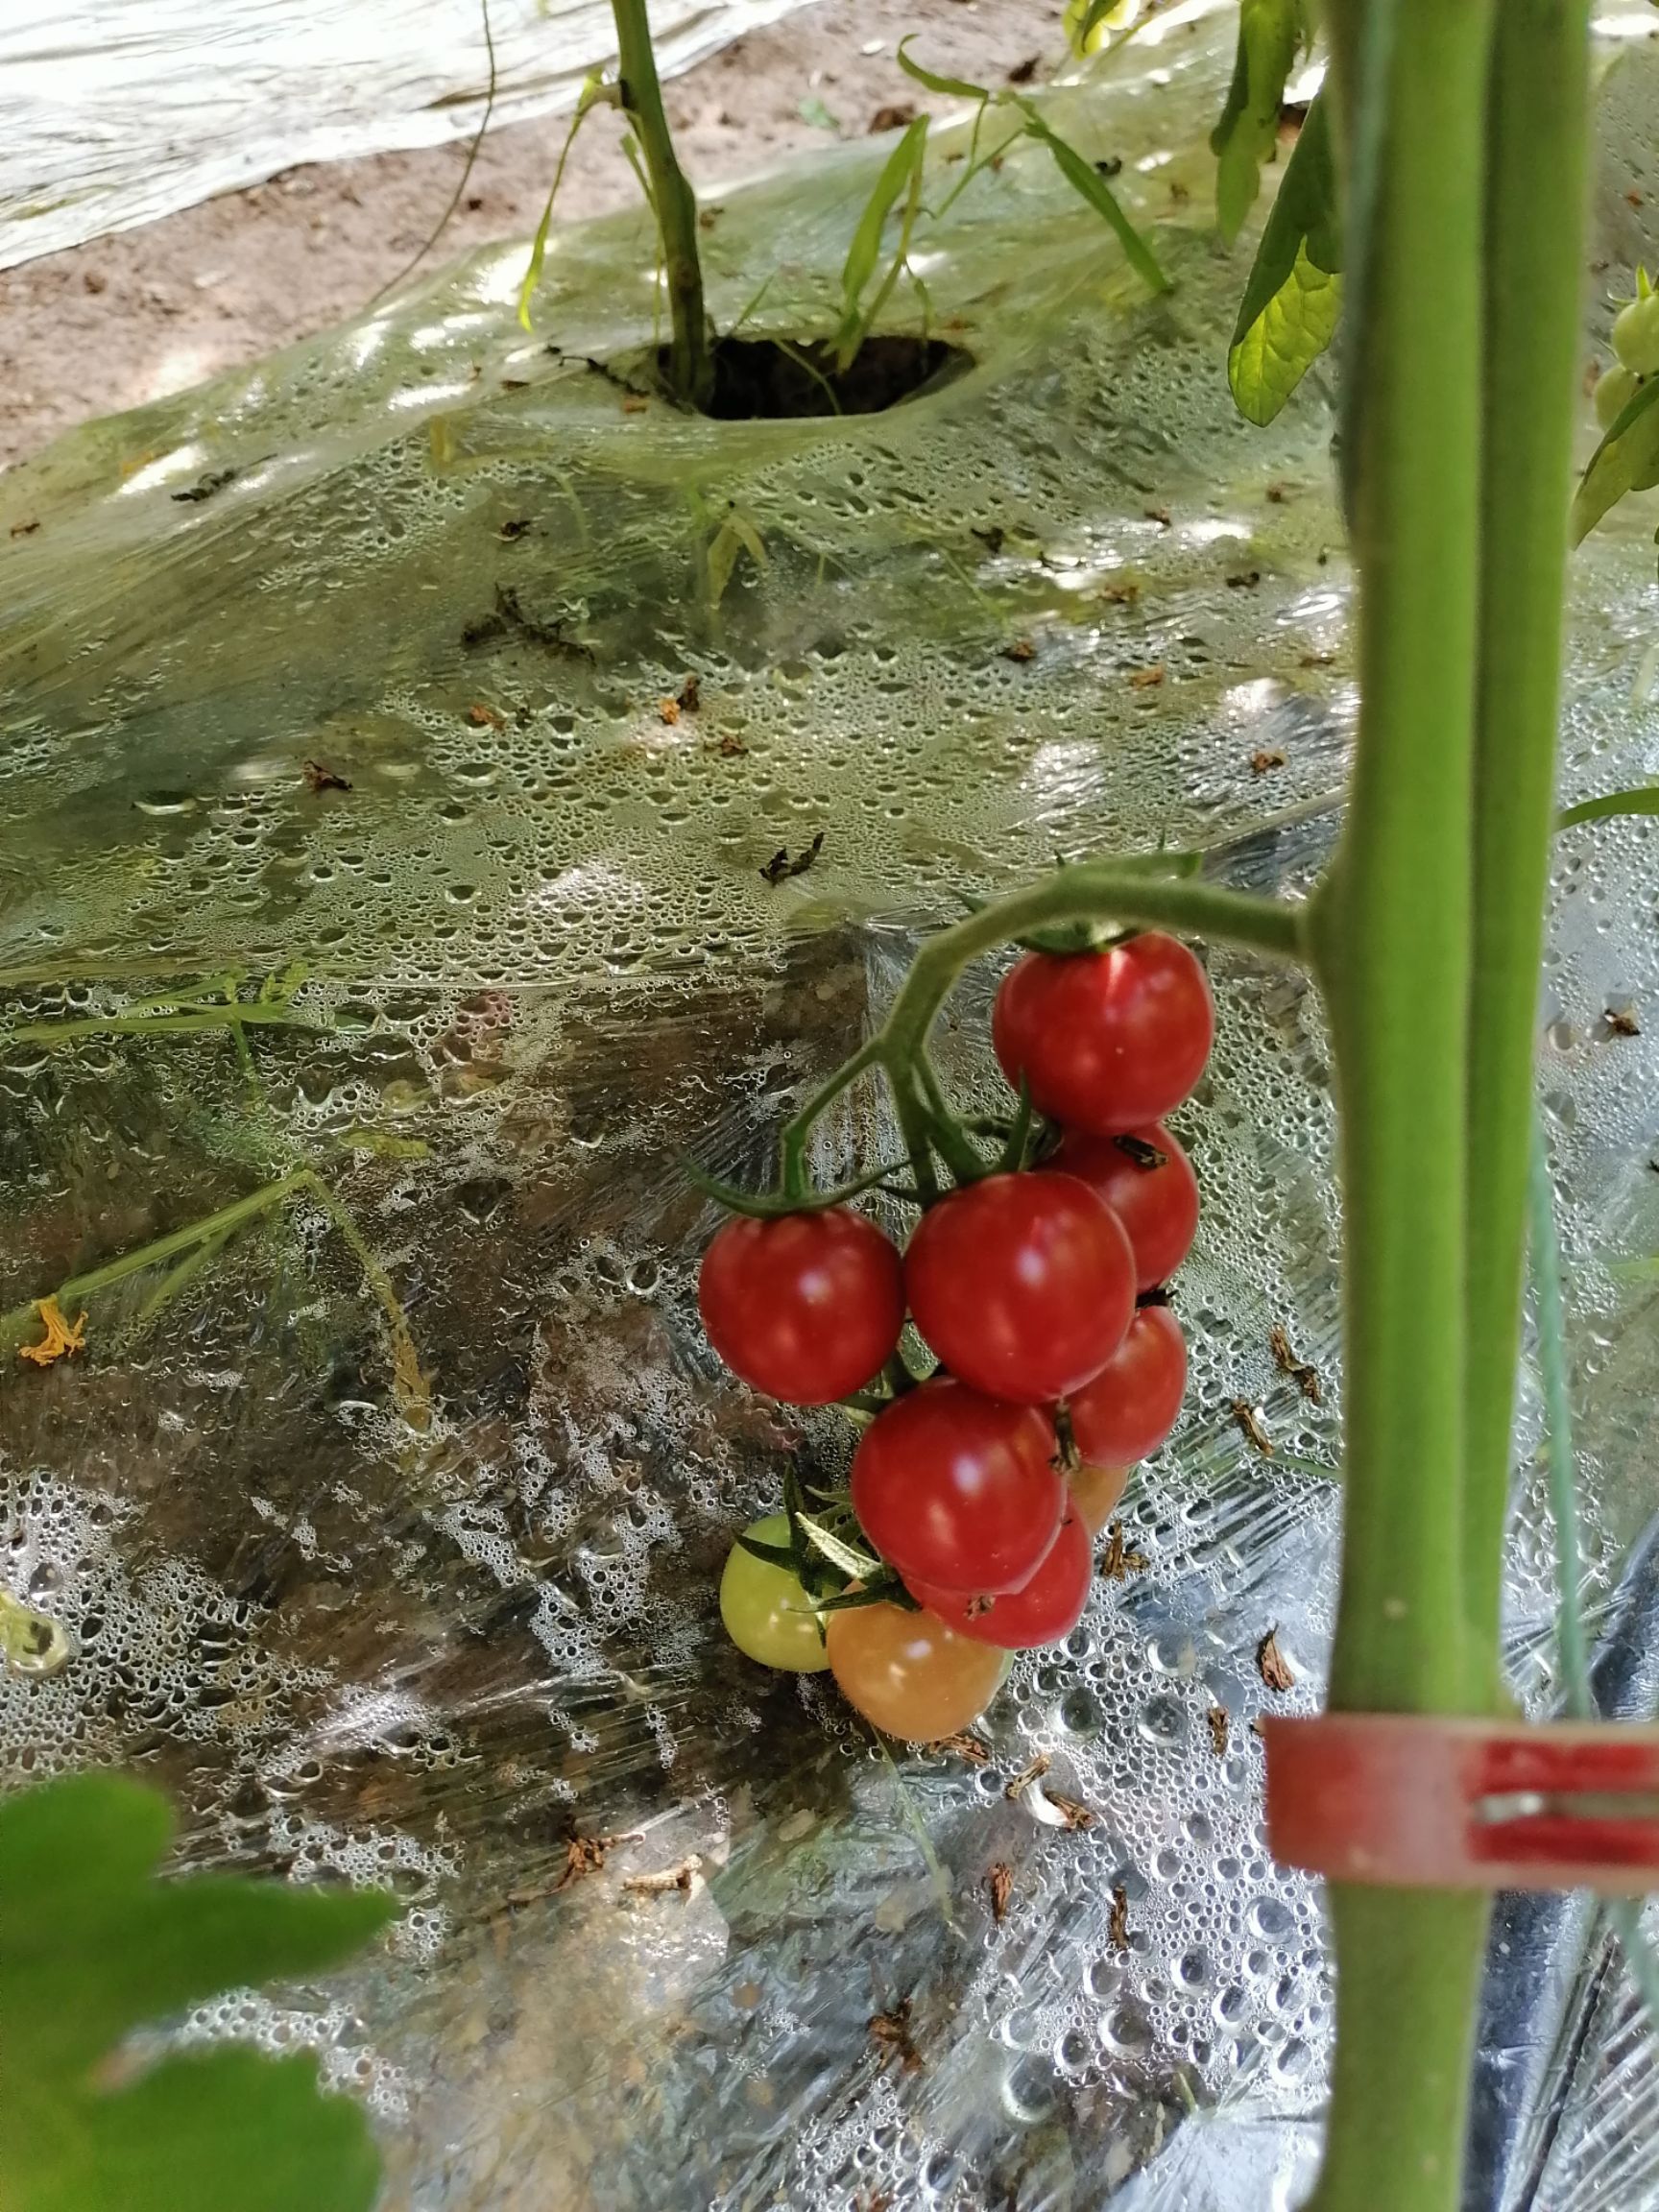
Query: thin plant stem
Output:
[[1528, 1118, 1659, 2039], [371, 0, 498, 305], [610, 0, 711, 408]]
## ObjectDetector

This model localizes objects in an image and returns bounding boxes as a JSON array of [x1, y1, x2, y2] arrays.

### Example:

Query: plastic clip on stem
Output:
[[1263, 1716, 1659, 1892]]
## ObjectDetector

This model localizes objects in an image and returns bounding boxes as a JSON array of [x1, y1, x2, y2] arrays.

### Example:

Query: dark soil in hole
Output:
[[683, 335, 974, 420]]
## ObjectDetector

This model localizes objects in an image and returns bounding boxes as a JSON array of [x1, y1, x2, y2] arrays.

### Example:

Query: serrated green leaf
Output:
[[1007, 98, 1169, 296], [1, 1774, 394, 2212], [1210, 0, 1307, 244], [1227, 90, 1342, 426], [707, 507, 766, 606], [1570, 373, 1659, 543], [895, 36, 989, 102]]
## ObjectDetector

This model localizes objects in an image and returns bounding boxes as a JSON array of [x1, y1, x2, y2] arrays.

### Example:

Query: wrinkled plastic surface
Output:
[[0, 0, 807, 269], [2, 9, 1658, 2206]]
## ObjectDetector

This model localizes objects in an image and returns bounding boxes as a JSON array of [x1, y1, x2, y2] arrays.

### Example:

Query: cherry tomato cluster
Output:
[[701, 929, 1213, 1740]]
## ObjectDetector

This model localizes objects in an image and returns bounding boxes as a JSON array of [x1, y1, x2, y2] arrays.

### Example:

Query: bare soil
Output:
[[0, 0, 1058, 473]]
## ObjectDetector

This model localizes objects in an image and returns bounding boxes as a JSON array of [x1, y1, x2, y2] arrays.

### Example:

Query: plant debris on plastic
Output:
[[3, 11, 1659, 2207]]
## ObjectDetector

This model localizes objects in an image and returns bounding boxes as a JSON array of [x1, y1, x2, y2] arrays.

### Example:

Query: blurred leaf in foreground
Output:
[[0, 1773, 394, 2212]]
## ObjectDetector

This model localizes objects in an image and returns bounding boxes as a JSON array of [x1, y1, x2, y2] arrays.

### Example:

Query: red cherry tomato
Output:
[[993, 933, 1214, 1133], [826, 1599, 1007, 1739], [698, 1207, 903, 1406], [852, 1377, 1063, 1594], [907, 1506, 1092, 1649], [1069, 1303, 1188, 1467], [1051, 1123, 1199, 1291], [903, 1171, 1135, 1404]]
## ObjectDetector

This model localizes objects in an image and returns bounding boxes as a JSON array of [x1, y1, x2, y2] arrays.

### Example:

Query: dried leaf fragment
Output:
[[1109, 1883, 1132, 1950], [1604, 1005, 1641, 1038], [988, 1862, 1014, 1924], [1251, 748, 1287, 775], [928, 1732, 990, 1767], [1143, 505, 1172, 527], [711, 732, 747, 758], [1257, 1628, 1296, 1694], [677, 674, 701, 713], [1100, 1520, 1150, 1581], [1269, 1323, 1323, 1404], [1129, 664, 1166, 690], [551, 1831, 637, 1890], [1046, 1791, 1096, 1832], [1000, 637, 1036, 662], [621, 1855, 702, 1897], [1004, 1753, 1052, 1805], [18, 1296, 86, 1370], [1231, 1398, 1275, 1456], [758, 830, 825, 884], [869, 1998, 924, 2073], [301, 758, 352, 793], [1207, 1706, 1231, 1757], [467, 701, 506, 731]]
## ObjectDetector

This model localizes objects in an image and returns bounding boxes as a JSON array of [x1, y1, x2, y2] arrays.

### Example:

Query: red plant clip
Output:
[[1262, 1714, 1659, 1892]]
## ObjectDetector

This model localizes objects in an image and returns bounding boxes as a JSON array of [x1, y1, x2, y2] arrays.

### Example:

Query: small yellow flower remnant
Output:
[[1251, 748, 1287, 775], [658, 696, 682, 726], [1257, 1628, 1296, 1694], [19, 1297, 86, 1370]]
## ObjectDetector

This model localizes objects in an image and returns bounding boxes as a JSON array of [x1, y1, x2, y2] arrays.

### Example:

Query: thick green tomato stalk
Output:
[[1303, 3, 1592, 2210], [610, 0, 712, 409], [1461, 0, 1593, 1689]]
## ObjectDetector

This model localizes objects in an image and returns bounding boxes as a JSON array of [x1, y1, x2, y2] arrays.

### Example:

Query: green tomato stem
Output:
[[1460, 0, 1593, 1699], [609, 0, 712, 409]]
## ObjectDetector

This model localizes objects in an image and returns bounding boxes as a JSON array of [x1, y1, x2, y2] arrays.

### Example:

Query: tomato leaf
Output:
[[813, 1578, 920, 1615], [1570, 373, 1659, 544], [1, 1773, 394, 2212], [707, 506, 767, 607], [1557, 782, 1659, 829], [517, 71, 611, 331], [1007, 97, 1170, 296], [895, 36, 989, 103], [1227, 89, 1342, 427], [834, 118, 931, 364], [1210, 0, 1310, 244]]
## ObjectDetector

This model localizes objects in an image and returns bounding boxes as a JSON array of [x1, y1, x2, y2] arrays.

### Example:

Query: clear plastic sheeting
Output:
[[0, 0, 809, 270], [1, 10, 1657, 2207]]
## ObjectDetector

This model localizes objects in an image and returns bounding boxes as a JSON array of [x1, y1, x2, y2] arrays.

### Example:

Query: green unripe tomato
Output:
[[719, 1516, 830, 1672], [1612, 294, 1659, 379], [1596, 364, 1641, 430]]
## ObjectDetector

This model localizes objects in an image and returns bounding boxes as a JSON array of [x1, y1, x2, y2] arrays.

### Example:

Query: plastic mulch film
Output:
[[0, 0, 809, 270], [2, 7, 1658, 2204]]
